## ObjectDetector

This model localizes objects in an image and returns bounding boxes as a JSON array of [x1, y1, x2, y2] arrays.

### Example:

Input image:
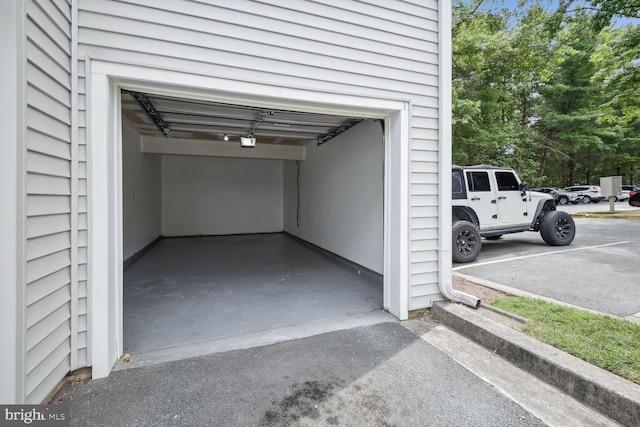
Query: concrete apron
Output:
[[120, 233, 388, 369]]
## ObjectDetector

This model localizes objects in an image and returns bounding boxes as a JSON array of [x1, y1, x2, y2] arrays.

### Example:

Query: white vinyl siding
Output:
[[77, 0, 443, 311], [24, 0, 72, 403]]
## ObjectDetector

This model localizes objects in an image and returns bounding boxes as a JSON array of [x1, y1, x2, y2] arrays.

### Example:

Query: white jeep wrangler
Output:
[[452, 165, 576, 263]]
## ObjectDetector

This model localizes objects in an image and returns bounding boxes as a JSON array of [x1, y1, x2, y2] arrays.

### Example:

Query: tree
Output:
[[452, 0, 639, 185], [590, 26, 640, 183], [591, 26, 640, 125], [452, 6, 512, 166], [535, 14, 614, 185], [576, 0, 639, 30], [451, 2, 559, 183]]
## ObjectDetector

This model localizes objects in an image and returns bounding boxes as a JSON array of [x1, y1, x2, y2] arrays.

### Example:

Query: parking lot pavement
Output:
[[53, 322, 546, 427], [453, 213, 640, 319]]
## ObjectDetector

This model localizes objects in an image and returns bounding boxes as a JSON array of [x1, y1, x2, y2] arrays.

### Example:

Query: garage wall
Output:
[[77, 0, 444, 316], [23, 0, 72, 403], [122, 120, 161, 260], [161, 156, 283, 236], [284, 121, 384, 273], [6, 0, 449, 403], [77, 0, 445, 311]]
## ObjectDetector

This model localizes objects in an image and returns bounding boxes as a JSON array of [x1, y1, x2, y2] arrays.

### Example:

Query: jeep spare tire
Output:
[[539, 210, 575, 246], [452, 220, 482, 263]]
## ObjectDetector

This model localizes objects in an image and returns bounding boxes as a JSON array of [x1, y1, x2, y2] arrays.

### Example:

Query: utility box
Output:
[[600, 176, 623, 197]]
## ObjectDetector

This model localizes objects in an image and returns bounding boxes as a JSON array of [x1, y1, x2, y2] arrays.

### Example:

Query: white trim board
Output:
[[86, 58, 411, 378], [0, 0, 24, 403]]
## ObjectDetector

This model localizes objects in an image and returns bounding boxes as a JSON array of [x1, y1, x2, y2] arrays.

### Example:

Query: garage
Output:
[[120, 92, 386, 357], [4, 0, 457, 403]]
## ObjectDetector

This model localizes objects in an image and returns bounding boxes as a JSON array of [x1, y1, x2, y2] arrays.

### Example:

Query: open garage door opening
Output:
[[120, 91, 387, 359]]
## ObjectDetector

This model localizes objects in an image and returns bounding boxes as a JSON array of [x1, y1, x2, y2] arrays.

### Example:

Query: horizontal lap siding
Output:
[[77, 0, 443, 313], [78, 0, 438, 93], [410, 106, 441, 309], [25, 0, 72, 403]]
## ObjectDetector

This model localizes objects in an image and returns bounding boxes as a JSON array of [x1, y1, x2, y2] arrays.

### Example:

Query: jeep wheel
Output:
[[452, 221, 482, 263], [540, 211, 575, 246]]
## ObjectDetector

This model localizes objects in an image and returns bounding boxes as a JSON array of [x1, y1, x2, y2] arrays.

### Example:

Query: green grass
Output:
[[490, 297, 640, 385]]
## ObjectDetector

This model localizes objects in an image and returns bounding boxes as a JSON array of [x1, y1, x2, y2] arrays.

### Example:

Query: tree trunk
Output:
[[585, 149, 593, 184], [568, 156, 576, 185], [538, 147, 548, 178]]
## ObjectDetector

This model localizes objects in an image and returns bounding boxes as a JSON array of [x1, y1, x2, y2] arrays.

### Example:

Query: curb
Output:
[[432, 301, 640, 427], [453, 271, 640, 326], [571, 213, 640, 219], [568, 208, 640, 219]]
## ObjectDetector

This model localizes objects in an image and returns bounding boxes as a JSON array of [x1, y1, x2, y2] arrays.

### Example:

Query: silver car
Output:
[[531, 187, 582, 205], [563, 185, 605, 203]]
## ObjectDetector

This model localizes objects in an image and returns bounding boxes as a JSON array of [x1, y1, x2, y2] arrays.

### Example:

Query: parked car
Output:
[[563, 185, 606, 203], [621, 185, 640, 201], [531, 187, 582, 205]]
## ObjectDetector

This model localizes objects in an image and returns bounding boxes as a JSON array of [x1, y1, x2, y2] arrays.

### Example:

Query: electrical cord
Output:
[[296, 160, 301, 228]]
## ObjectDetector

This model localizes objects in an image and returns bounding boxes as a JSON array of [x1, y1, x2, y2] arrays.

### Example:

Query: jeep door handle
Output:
[[471, 197, 480, 201], [498, 196, 507, 200]]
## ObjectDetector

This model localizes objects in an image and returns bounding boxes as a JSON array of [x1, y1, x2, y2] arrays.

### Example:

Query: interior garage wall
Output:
[[161, 156, 284, 236], [284, 121, 384, 274], [122, 120, 161, 260]]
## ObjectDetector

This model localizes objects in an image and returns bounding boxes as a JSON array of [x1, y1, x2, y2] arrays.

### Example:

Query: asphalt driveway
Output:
[[52, 322, 544, 427]]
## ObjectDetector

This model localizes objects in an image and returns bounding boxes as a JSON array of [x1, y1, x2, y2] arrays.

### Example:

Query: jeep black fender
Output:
[[453, 206, 480, 226], [532, 199, 557, 231]]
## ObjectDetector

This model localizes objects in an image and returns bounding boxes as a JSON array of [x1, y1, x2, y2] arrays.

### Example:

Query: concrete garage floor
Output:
[[124, 233, 383, 356]]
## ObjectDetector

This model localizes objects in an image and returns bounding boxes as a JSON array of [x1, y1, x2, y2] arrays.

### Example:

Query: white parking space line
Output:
[[452, 241, 631, 271]]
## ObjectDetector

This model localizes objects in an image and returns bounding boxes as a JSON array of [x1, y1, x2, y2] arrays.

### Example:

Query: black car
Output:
[[621, 185, 640, 201]]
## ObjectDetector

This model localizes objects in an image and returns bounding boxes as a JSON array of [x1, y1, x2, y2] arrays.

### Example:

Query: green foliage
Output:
[[453, 0, 640, 186], [452, 3, 555, 171], [591, 26, 640, 125], [584, 0, 640, 31], [491, 297, 640, 384]]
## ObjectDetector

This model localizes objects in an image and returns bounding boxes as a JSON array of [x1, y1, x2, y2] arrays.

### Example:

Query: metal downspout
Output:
[[439, 276, 481, 308], [437, 0, 479, 309]]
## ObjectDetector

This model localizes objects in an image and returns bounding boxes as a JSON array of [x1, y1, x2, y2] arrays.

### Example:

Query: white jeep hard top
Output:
[[452, 165, 576, 263]]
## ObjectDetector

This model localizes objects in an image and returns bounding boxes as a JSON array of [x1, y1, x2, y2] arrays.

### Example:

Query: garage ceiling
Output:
[[121, 91, 365, 147]]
